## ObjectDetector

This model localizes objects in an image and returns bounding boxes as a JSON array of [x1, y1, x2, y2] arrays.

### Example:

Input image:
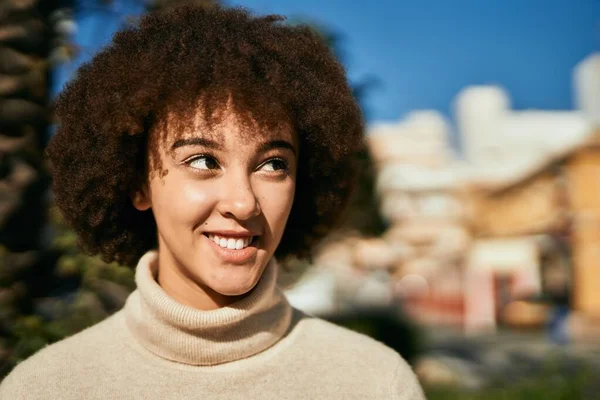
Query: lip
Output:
[[204, 230, 260, 238], [205, 234, 259, 264]]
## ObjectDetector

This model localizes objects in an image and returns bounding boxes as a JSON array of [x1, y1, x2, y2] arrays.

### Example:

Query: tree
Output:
[[0, 0, 63, 377], [0, 0, 218, 379]]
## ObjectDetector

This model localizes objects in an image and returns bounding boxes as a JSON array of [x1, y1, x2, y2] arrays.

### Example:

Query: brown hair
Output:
[[46, 5, 364, 267]]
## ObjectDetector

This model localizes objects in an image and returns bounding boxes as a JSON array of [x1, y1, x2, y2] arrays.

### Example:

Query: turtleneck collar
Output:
[[123, 250, 293, 366]]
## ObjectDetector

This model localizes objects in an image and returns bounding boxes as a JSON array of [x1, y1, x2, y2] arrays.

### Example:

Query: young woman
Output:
[[0, 5, 424, 399]]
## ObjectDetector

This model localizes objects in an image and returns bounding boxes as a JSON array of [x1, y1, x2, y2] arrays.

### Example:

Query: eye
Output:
[[186, 155, 219, 170], [259, 158, 289, 172]]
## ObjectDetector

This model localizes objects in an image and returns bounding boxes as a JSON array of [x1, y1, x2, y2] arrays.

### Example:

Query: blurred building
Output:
[[289, 52, 600, 336], [455, 52, 600, 333], [464, 130, 600, 332], [369, 112, 472, 327]]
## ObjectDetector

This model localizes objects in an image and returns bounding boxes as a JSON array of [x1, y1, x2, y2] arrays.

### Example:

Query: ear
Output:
[[130, 185, 151, 211]]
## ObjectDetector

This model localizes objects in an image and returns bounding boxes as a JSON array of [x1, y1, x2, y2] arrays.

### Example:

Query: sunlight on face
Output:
[[133, 106, 298, 309]]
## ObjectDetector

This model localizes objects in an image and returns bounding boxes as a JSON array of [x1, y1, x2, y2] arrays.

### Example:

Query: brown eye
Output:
[[260, 158, 289, 172], [187, 155, 219, 170]]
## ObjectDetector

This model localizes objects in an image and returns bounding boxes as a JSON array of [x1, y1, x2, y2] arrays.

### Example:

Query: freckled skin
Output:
[[132, 109, 298, 310]]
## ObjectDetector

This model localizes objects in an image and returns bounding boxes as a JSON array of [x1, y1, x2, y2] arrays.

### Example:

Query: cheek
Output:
[[150, 176, 215, 226], [256, 180, 296, 236]]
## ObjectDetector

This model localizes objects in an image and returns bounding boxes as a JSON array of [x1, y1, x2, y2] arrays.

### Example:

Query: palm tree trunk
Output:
[[0, 0, 59, 377]]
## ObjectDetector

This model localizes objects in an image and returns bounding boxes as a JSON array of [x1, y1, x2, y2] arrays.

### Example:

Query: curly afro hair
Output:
[[46, 5, 364, 267]]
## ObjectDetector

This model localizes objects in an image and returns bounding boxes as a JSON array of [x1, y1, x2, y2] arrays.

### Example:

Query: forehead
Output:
[[156, 104, 296, 149]]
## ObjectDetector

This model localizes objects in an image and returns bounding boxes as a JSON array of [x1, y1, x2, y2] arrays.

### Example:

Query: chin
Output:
[[206, 265, 263, 297]]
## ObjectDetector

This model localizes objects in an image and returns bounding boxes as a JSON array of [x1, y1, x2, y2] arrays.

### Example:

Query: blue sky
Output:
[[227, 0, 600, 123], [53, 0, 600, 126]]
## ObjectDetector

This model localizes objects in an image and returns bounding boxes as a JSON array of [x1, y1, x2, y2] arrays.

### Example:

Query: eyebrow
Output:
[[258, 140, 297, 157], [172, 137, 297, 157], [171, 137, 223, 151]]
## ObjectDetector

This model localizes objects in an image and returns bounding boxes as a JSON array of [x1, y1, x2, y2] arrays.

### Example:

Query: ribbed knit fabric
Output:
[[0, 251, 425, 400], [125, 250, 292, 365]]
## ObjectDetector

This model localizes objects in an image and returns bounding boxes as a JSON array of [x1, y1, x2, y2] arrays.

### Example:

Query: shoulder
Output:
[[291, 309, 425, 399], [0, 312, 124, 399]]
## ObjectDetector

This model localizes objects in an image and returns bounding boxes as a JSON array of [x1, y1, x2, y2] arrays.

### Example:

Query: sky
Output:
[[53, 0, 600, 128], [226, 0, 600, 123]]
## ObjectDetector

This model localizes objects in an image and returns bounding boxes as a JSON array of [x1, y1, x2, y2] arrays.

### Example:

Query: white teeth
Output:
[[207, 234, 253, 250]]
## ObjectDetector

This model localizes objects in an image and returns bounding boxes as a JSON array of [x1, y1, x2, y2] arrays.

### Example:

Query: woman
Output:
[[0, 5, 425, 399]]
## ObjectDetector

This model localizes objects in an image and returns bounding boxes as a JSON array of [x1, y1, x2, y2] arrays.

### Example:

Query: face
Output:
[[132, 107, 298, 310]]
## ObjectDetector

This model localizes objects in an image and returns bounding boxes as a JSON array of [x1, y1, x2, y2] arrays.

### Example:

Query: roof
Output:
[[467, 113, 597, 192]]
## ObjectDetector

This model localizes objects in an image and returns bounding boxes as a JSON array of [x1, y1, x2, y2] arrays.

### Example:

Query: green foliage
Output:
[[326, 308, 423, 363], [1, 206, 136, 375], [425, 363, 596, 400]]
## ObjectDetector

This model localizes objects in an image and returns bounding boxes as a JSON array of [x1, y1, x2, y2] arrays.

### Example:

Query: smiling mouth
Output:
[[204, 233, 257, 250]]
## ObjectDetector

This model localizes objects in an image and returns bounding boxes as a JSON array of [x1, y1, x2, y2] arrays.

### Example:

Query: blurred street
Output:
[[417, 326, 600, 391]]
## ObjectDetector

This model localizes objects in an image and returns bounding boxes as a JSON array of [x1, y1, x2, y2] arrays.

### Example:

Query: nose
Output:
[[216, 171, 261, 220]]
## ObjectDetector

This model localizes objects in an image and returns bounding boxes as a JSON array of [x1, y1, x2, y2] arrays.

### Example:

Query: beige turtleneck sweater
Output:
[[0, 251, 425, 399]]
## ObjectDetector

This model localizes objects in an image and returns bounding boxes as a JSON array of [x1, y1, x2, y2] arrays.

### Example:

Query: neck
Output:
[[156, 250, 247, 310]]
